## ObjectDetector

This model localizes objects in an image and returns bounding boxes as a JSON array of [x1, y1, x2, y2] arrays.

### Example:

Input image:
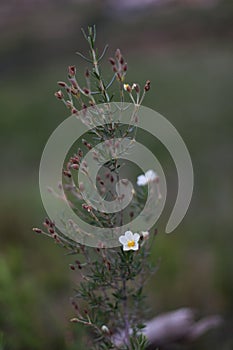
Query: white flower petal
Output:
[[133, 233, 140, 242], [137, 175, 147, 186], [125, 230, 133, 240], [119, 235, 127, 245], [123, 244, 131, 251], [145, 170, 157, 182], [142, 231, 149, 239]]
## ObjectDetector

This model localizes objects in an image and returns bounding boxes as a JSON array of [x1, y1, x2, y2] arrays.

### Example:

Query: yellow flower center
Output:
[[127, 240, 135, 248]]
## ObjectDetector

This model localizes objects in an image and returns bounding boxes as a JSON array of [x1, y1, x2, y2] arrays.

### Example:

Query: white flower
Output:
[[119, 230, 140, 251], [137, 169, 158, 186], [101, 325, 110, 334], [141, 231, 149, 240]]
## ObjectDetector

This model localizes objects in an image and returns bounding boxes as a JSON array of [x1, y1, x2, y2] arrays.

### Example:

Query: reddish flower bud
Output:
[[78, 149, 83, 157], [72, 107, 78, 115], [144, 80, 151, 92], [71, 164, 79, 170], [44, 218, 50, 226], [54, 90, 64, 100], [123, 63, 127, 72], [33, 228, 42, 233], [63, 170, 72, 178], [57, 81, 67, 87], [133, 83, 140, 93], [82, 204, 92, 212], [83, 88, 90, 95], [68, 65, 76, 77], [82, 139, 88, 146], [109, 57, 115, 65]]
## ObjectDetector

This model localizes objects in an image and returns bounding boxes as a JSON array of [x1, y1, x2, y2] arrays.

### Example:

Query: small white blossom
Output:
[[119, 230, 140, 251], [137, 169, 158, 186], [141, 231, 149, 240], [101, 325, 110, 334]]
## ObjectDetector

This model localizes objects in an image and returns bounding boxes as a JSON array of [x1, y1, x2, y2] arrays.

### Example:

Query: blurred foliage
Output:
[[0, 1, 233, 349]]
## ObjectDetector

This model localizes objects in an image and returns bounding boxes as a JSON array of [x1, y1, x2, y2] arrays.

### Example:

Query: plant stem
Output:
[[122, 273, 131, 349]]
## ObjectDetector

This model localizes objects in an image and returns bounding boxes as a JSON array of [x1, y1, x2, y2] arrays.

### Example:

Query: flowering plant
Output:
[[34, 25, 161, 350]]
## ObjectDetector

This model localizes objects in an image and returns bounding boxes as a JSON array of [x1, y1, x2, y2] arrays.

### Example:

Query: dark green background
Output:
[[0, 1, 233, 349]]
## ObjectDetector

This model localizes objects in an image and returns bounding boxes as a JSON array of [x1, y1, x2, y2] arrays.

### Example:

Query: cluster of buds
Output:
[[123, 80, 151, 105], [109, 48, 127, 82], [54, 65, 94, 116], [123, 83, 140, 94], [123, 82, 141, 105], [65, 149, 83, 174], [82, 138, 92, 150], [33, 218, 61, 243], [42, 218, 57, 236], [69, 260, 83, 271], [82, 204, 92, 213]]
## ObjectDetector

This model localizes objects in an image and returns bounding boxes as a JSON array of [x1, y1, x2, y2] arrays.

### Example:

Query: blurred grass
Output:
[[0, 2, 233, 349]]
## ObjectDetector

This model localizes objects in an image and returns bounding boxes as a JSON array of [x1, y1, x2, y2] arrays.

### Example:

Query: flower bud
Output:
[[144, 80, 151, 92], [71, 107, 78, 115], [57, 81, 67, 87], [132, 83, 140, 93], [71, 164, 79, 170], [63, 170, 72, 178], [33, 228, 42, 233], [68, 65, 76, 77], [54, 90, 64, 100], [101, 325, 110, 334], [141, 231, 149, 240], [123, 63, 127, 72], [83, 88, 90, 95], [109, 57, 115, 65], [124, 84, 132, 93]]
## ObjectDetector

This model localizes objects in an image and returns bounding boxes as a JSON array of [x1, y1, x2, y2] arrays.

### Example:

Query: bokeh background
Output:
[[0, 0, 233, 349]]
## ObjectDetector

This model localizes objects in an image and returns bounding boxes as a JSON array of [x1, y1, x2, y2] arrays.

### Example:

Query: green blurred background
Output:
[[0, 0, 233, 349]]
